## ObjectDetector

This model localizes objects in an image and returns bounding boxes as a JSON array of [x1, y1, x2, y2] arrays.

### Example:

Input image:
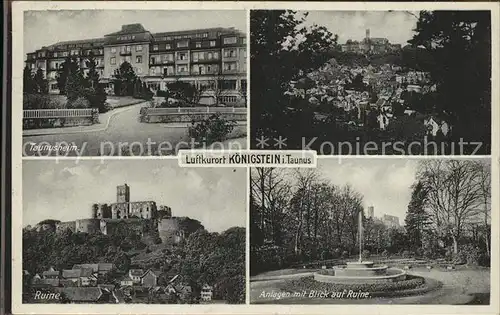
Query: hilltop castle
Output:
[[54, 184, 190, 244]]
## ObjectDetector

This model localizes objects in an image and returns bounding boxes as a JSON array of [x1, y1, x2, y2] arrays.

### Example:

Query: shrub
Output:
[[281, 275, 425, 295], [251, 245, 287, 274], [188, 113, 237, 144], [23, 93, 60, 110], [362, 249, 370, 259], [456, 244, 482, 266], [157, 90, 169, 98], [341, 251, 349, 259], [134, 88, 154, 101], [333, 248, 342, 259], [401, 250, 413, 258], [444, 247, 454, 261], [381, 249, 389, 258], [86, 86, 109, 113], [423, 248, 436, 260], [67, 97, 90, 109]]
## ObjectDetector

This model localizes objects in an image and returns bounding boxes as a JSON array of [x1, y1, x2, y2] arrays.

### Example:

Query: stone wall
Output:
[[75, 219, 101, 234], [141, 111, 246, 123], [91, 203, 112, 219], [100, 218, 154, 236], [130, 201, 157, 219], [110, 201, 157, 219]]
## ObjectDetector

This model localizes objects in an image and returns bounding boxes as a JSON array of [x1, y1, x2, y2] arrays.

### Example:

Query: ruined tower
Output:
[[117, 184, 130, 203]]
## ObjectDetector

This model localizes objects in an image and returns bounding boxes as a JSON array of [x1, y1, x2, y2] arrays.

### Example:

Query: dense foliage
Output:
[[251, 161, 491, 274], [23, 222, 245, 303], [250, 10, 491, 153], [188, 113, 237, 145], [281, 275, 426, 295]]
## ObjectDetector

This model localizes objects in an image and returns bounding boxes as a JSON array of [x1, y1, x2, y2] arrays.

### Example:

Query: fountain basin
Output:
[[334, 264, 389, 277], [314, 267, 407, 284], [346, 261, 375, 268]]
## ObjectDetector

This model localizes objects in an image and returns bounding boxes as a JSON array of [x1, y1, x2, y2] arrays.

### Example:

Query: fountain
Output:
[[313, 210, 407, 284]]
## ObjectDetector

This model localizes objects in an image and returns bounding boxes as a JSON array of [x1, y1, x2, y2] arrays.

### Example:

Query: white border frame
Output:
[[12, 1, 500, 315]]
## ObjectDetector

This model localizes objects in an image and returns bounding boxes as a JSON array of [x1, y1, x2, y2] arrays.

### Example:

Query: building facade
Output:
[[382, 214, 400, 228], [341, 29, 401, 55], [25, 24, 247, 106]]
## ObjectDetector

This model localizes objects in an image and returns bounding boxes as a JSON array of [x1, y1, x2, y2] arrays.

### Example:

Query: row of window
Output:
[[151, 37, 245, 51], [219, 95, 239, 103], [38, 49, 105, 58], [110, 45, 143, 54], [33, 36, 245, 59], [151, 49, 245, 63], [110, 56, 143, 65], [47, 68, 104, 80], [157, 32, 209, 41], [146, 79, 245, 92], [149, 62, 239, 76]]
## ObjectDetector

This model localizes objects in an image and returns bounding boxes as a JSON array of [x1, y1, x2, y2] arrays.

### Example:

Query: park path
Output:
[[23, 103, 189, 156], [250, 268, 490, 305]]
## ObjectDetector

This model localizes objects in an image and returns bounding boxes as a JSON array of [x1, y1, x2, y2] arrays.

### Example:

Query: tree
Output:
[[56, 57, 79, 95], [65, 65, 85, 102], [404, 181, 430, 250], [113, 61, 137, 96], [82, 53, 108, 112], [477, 161, 491, 255], [416, 160, 485, 254], [33, 68, 49, 94], [250, 168, 290, 246], [84, 53, 100, 89], [409, 10, 491, 153], [166, 81, 198, 104], [23, 65, 37, 94], [250, 10, 338, 148]]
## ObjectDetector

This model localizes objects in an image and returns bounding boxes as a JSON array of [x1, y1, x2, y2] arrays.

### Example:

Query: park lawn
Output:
[[106, 96, 146, 108]]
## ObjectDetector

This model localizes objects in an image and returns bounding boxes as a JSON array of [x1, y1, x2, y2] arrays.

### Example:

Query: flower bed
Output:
[[280, 275, 442, 298]]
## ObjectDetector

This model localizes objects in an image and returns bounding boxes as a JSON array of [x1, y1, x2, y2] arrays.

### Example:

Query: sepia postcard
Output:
[[21, 159, 246, 305], [20, 8, 248, 157], [9, 1, 500, 315]]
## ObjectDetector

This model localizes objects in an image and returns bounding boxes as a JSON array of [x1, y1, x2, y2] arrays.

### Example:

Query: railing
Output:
[[146, 107, 246, 116], [23, 109, 94, 119]]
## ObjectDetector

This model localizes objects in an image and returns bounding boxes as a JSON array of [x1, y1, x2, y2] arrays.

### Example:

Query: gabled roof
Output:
[[42, 270, 60, 277], [62, 269, 81, 279], [45, 38, 105, 50], [62, 268, 93, 279], [141, 269, 162, 278], [73, 263, 114, 273], [129, 269, 144, 277], [120, 275, 134, 282], [152, 27, 239, 38], [73, 264, 98, 272]]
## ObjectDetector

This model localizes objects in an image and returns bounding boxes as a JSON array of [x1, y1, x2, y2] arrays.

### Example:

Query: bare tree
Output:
[[476, 161, 491, 255], [417, 160, 485, 254], [250, 168, 290, 245]]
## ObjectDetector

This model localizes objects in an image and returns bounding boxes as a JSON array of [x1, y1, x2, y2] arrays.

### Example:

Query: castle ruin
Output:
[[54, 184, 194, 245]]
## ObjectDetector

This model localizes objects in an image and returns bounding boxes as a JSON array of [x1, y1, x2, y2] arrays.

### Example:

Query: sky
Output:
[[300, 11, 420, 45], [316, 158, 419, 221], [22, 160, 246, 232], [23, 10, 246, 56]]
